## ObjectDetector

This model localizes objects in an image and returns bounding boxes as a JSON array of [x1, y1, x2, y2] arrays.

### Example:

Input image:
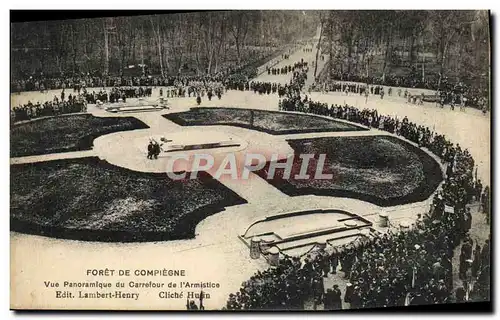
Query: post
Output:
[[250, 237, 261, 259], [379, 213, 389, 228], [267, 246, 280, 267]]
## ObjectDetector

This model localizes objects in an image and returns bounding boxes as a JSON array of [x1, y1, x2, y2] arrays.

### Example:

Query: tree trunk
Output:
[[163, 34, 170, 75], [347, 40, 353, 75], [207, 50, 213, 74], [157, 32, 164, 76], [235, 40, 241, 65], [72, 27, 77, 74], [328, 19, 333, 82], [104, 21, 109, 76], [150, 18, 164, 76], [120, 39, 125, 76], [409, 32, 416, 65], [195, 45, 202, 75], [314, 22, 324, 78], [381, 27, 392, 80], [438, 29, 458, 88]]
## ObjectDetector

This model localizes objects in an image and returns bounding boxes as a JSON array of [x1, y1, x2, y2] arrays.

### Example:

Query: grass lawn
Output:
[[10, 157, 246, 242], [254, 135, 443, 206], [11, 114, 149, 157], [163, 107, 367, 135]]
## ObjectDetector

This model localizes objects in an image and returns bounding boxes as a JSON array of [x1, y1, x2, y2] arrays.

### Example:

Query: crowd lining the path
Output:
[[315, 67, 488, 111], [11, 93, 87, 123], [11, 59, 311, 123], [223, 95, 490, 311]]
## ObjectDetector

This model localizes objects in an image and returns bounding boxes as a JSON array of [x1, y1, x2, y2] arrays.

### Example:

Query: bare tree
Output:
[[150, 15, 165, 76], [313, 14, 324, 78], [229, 11, 250, 65]]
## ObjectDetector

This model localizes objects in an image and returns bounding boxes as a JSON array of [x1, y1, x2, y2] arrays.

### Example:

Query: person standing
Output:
[[471, 243, 482, 278], [153, 141, 161, 159], [329, 251, 339, 274], [480, 239, 490, 268], [323, 289, 334, 310], [332, 285, 342, 310], [312, 277, 324, 310], [147, 141, 154, 160], [455, 286, 466, 303], [459, 241, 473, 280]]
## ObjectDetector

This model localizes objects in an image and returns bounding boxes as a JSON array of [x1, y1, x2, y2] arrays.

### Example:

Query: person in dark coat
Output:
[[152, 141, 161, 159], [344, 282, 353, 303], [472, 244, 482, 277], [455, 286, 466, 303], [480, 239, 490, 267], [196, 95, 201, 105], [460, 241, 473, 280], [323, 289, 334, 310], [464, 208, 472, 232], [329, 252, 339, 274], [350, 287, 362, 309], [321, 257, 330, 278], [312, 277, 324, 310], [332, 285, 342, 310], [147, 141, 154, 159]]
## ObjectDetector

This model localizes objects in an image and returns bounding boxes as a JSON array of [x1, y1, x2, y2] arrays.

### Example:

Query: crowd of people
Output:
[[11, 93, 86, 123], [310, 80, 487, 113], [11, 73, 234, 94], [146, 138, 166, 160], [11, 78, 229, 122], [322, 68, 488, 110], [81, 87, 153, 104], [225, 96, 490, 310], [234, 59, 310, 98], [11, 44, 289, 95], [266, 60, 309, 76]]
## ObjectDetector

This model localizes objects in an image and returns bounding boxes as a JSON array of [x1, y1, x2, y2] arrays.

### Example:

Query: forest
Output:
[[10, 11, 319, 78], [11, 10, 490, 93], [319, 10, 490, 91]]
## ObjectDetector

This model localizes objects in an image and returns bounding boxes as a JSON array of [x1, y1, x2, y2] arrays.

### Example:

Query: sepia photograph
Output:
[[9, 8, 491, 312]]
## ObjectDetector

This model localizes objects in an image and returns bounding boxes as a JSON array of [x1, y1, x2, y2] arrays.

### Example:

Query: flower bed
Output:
[[11, 114, 149, 157], [163, 108, 367, 135], [10, 157, 246, 242], [254, 135, 443, 206]]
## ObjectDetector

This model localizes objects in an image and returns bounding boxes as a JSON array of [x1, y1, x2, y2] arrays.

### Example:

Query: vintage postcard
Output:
[[10, 10, 491, 311]]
